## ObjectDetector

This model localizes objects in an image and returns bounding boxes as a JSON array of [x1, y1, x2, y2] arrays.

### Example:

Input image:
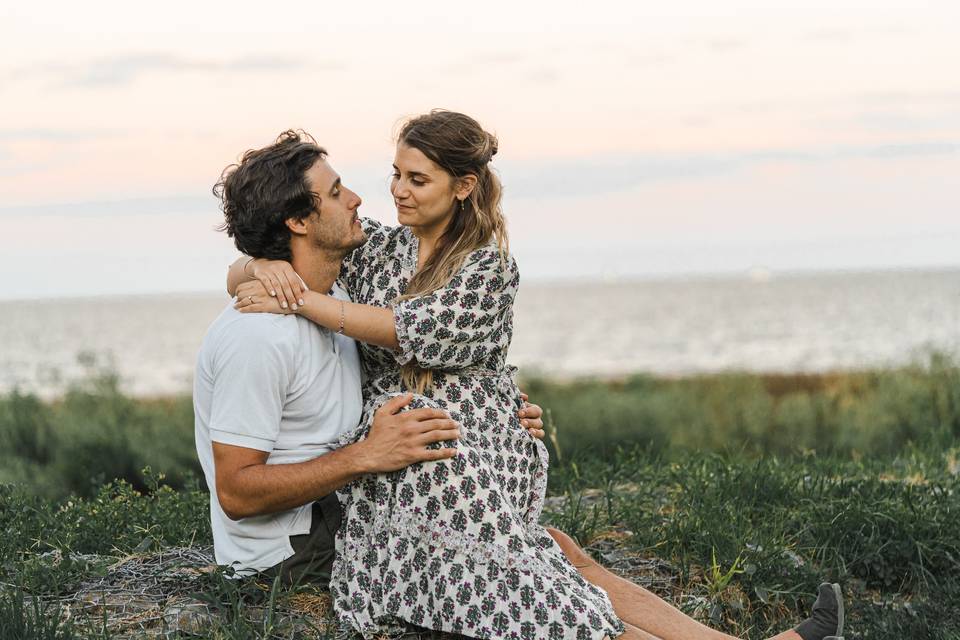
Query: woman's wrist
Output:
[[297, 290, 339, 330], [295, 289, 319, 315]]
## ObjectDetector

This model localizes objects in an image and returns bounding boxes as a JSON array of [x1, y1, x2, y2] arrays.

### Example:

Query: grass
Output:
[[0, 364, 199, 500], [1, 356, 959, 637], [1, 453, 956, 637], [525, 351, 960, 461], [544, 448, 960, 638]]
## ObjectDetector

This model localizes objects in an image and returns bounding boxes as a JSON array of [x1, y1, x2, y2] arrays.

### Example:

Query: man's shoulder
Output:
[[202, 304, 301, 360]]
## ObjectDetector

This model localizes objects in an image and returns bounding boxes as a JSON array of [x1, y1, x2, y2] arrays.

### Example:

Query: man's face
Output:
[[302, 158, 366, 253]]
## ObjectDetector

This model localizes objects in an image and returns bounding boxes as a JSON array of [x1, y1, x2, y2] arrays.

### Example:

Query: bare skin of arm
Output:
[[230, 258, 397, 347], [215, 394, 459, 520], [234, 281, 397, 351], [298, 289, 398, 349], [227, 256, 306, 310]]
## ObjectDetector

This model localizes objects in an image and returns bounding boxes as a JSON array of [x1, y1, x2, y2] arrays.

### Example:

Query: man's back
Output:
[[194, 289, 361, 573]]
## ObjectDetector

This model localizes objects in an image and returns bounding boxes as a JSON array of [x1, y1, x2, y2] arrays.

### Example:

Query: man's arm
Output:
[[214, 394, 459, 520]]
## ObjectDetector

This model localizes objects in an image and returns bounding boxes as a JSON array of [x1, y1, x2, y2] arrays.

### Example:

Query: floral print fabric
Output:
[[331, 218, 624, 639]]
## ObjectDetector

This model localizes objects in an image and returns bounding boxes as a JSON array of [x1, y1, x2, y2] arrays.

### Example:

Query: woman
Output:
[[229, 111, 844, 640], [231, 110, 625, 639]]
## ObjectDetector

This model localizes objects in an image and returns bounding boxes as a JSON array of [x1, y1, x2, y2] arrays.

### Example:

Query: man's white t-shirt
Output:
[[193, 284, 362, 573]]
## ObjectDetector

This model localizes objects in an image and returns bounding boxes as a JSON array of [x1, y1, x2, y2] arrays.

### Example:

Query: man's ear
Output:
[[285, 216, 309, 236], [456, 174, 478, 201]]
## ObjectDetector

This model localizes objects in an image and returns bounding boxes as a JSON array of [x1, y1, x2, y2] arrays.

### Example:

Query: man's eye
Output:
[[391, 172, 401, 179]]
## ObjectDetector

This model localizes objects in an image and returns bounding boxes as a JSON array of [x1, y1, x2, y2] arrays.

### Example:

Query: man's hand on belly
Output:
[[353, 394, 461, 473]]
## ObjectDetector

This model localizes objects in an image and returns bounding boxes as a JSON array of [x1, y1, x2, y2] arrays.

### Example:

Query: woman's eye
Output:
[[391, 172, 424, 186]]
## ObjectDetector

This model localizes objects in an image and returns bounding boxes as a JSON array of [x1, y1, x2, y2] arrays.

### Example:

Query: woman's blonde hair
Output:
[[395, 110, 509, 392]]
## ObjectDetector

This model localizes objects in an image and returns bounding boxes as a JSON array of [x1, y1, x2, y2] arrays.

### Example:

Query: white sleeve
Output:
[[208, 329, 291, 453]]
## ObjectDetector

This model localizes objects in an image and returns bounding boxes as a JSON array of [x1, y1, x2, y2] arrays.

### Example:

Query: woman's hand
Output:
[[518, 393, 545, 439], [235, 280, 293, 315], [248, 259, 307, 311]]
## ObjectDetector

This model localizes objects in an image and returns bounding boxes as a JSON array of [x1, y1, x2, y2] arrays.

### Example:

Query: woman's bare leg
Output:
[[546, 528, 803, 640], [618, 622, 665, 639]]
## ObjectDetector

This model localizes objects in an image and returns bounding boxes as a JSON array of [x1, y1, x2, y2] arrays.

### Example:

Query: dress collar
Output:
[[401, 225, 419, 272]]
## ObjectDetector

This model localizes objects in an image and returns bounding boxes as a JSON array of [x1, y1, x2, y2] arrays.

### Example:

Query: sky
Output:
[[1, 0, 958, 299]]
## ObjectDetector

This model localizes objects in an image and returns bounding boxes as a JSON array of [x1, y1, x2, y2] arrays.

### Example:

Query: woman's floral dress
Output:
[[331, 218, 624, 640]]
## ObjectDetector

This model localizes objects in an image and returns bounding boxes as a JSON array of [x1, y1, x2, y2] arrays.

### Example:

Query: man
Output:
[[195, 131, 544, 586], [198, 131, 843, 640]]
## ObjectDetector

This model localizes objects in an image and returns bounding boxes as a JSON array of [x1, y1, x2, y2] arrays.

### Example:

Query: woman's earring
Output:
[[460, 199, 466, 212]]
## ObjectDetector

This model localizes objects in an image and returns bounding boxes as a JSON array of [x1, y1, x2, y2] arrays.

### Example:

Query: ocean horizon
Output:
[[3, 267, 958, 398]]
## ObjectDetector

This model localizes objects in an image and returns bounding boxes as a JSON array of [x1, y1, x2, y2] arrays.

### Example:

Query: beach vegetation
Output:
[[1, 355, 959, 636]]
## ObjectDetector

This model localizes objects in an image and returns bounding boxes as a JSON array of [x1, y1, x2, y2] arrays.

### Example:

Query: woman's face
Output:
[[391, 143, 460, 237]]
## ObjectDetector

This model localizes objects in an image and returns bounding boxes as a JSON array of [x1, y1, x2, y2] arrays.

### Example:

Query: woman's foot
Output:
[[794, 583, 844, 640]]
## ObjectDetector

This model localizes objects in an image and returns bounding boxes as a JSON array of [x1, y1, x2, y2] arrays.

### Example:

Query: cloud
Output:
[[502, 141, 960, 199], [861, 142, 960, 159], [0, 128, 121, 142], [14, 53, 342, 89], [802, 29, 855, 43], [857, 90, 960, 107], [853, 111, 960, 132], [704, 38, 747, 53], [0, 195, 213, 217], [523, 67, 559, 85], [0, 162, 57, 177], [5, 141, 956, 213], [628, 52, 677, 68], [443, 50, 527, 73]]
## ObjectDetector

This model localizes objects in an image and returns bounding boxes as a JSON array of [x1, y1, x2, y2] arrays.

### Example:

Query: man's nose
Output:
[[349, 189, 362, 209]]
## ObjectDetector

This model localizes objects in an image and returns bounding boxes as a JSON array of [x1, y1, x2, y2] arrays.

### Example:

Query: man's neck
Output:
[[290, 248, 343, 295]]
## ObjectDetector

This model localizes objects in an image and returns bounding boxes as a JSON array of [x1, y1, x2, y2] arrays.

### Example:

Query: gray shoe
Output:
[[795, 582, 844, 640]]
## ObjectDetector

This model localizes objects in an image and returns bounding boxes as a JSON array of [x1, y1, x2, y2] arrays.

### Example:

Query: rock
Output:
[[162, 599, 216, 635]]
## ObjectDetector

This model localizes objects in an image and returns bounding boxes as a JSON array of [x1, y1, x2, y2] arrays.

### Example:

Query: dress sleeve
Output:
[[392, 247, 519, 370], [339, 217, 391, 298]]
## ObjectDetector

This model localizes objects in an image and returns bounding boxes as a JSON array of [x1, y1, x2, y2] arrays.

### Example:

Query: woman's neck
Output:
[[412, 222, 447, 269]]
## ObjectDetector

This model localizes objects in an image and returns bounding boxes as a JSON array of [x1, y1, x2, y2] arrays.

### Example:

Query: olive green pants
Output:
[[260, 492, 342, 589]]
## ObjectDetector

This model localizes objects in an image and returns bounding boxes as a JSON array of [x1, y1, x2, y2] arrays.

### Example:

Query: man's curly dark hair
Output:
[[214, 130, 327, 261]]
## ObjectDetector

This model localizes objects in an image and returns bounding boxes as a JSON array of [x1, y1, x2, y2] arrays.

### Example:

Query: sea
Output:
[[2, 269, 959, 398]]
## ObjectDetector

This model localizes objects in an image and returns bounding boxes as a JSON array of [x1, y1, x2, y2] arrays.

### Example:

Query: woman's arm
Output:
[[227, 257, 306, 310], [236, 248, 517, 368], [391, 249, 519, 370], [302, 291, 400, 350], [234, 283, 400, 349], [226, 256, 255, 297], [290, 247, 515, 355]]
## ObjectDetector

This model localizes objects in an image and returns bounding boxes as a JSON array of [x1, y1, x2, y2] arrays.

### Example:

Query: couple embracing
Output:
[[195, 110, 844, 640]]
